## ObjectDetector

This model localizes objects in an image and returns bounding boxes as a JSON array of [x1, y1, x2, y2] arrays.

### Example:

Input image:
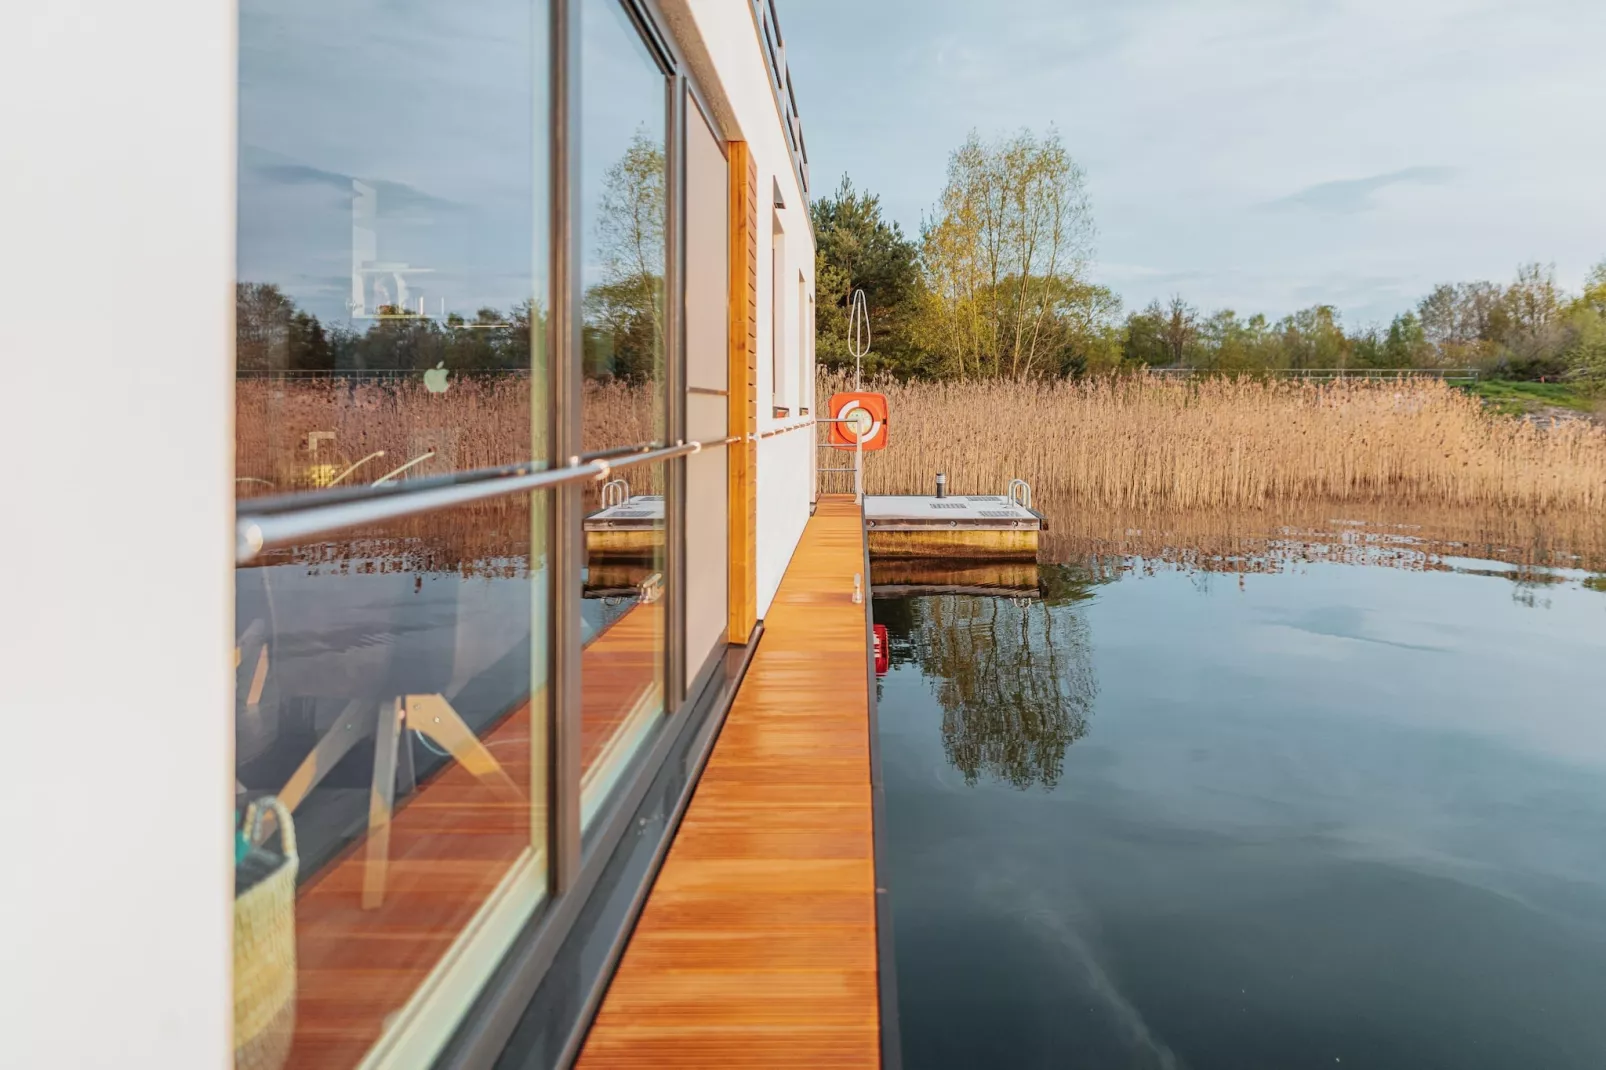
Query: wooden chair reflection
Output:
[[277, 694, 518, 908], [235, 565, 520, 909]]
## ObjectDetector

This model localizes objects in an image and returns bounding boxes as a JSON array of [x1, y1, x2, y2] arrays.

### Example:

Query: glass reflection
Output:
[[233, 1, 548, 1066], [236, 0, 546, 494], [882, 582, 1099, 790], [234, 501, 551, 1068], [577, 0, 669, 839]]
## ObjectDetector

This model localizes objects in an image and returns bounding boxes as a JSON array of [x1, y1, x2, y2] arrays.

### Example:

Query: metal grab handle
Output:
[[848, 289, 870, 390], [1008, 479, 1032, 510], [601, 478, 631, 509]]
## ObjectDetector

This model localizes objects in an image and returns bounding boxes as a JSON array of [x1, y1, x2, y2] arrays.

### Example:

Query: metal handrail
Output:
[[237, 438, 726, 564], [758, 418, 815, 439], [236, 440, 670, 517]]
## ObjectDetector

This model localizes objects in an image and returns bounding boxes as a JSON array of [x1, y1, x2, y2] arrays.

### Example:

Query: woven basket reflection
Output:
[[234, 797, 298, 1070]]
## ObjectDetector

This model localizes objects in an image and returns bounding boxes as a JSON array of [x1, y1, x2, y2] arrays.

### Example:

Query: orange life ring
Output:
[[827, 392, 889, 451]]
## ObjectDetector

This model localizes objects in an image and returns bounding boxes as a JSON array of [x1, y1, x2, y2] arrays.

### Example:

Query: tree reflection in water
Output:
[[886, 567, 1100, 790]]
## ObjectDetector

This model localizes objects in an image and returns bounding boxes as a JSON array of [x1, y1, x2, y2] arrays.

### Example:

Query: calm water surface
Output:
[[874, 534, 1606, 1069]]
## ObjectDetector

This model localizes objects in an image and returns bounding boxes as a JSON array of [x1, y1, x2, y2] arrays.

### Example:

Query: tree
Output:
[[1196, 309, 1254, 373], [919, 128, 1097, 379], [1121, 302, 1169, 368], [236, 282, 336, 372], [1274, 305, 1347, 370], [1051, 280, 1123, 376], [236, 282, 297, 373], [1383, 312, 1429, 367], [811, 175, 925, 376], [1563, 258, 1606, 390], [587, 128, 666, 384], [1159, 295, 1198, 367], [903, 593, 1097, 790], [1499, 262, 1568, 377], [1583, 259, 1606, 315]]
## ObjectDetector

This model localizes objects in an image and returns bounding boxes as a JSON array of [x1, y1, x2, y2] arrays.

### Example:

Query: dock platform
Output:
[[863, 494, 1044, 559], [578, 494, 881, 1068], [584, 495, 664, 562]]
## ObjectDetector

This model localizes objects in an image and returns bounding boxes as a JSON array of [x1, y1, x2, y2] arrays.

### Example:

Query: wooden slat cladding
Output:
[[727, 141, 759, 644], [578, 496, 879, 1069]]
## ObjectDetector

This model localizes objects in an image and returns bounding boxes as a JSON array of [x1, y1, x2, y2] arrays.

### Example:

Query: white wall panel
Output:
[[0, 1, 235, 1067], [755, 430, 814, 617], [686, 0, 818, 619]]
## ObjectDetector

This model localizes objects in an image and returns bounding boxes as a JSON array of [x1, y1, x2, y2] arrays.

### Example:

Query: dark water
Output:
[[874, 550, 1606, 1069]]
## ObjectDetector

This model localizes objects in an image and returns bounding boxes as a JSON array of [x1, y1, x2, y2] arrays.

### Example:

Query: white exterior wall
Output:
[[0, 3, 235, 1068], [686, 0, 817, 618]]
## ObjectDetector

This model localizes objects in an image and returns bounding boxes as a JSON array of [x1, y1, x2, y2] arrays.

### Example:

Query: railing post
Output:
[[854, 433, 863, 505]]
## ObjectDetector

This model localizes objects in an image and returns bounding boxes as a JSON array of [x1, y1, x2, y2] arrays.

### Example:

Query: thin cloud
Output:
[[1264, 166, 1457, 215]]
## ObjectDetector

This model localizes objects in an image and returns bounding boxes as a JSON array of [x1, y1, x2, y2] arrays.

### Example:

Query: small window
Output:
[[798, 273, 809, 413], [771, 214, 788, 416]]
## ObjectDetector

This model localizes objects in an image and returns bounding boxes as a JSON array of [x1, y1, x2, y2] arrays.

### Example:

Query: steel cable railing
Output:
[[236, 436, 739, 565]]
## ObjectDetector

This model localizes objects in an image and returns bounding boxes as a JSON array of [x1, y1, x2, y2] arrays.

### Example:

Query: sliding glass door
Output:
[[234, 1, 550, 1066], [575, 0, 671, 837]]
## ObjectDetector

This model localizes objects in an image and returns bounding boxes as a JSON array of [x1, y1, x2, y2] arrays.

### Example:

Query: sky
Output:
[[778, 0, 1606, 329]]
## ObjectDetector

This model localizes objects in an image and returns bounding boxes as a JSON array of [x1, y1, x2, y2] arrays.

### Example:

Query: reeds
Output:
[[822, 372, 1606, 513], [236, 376, 661, 497], [235, 376, 659, 571], [237, 371, 1606, 528], [236, 377, 535, 494]]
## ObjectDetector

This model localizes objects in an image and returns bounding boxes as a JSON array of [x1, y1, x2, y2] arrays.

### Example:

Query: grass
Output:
[[1466, 379, 1598, 417], [821, 372, 1606, 513]]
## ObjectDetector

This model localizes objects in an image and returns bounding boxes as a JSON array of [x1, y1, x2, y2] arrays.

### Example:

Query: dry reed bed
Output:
[[237, 371, 1606, 517], [826, 373, 1606, 512], [236, 377, 659, 497]]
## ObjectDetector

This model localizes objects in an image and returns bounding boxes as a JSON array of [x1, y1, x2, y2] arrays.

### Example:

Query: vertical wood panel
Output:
[[727, 141, 759, 644]]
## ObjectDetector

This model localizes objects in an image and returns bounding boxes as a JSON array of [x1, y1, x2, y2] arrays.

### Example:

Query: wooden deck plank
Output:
[[578, 495, 879, 1069]]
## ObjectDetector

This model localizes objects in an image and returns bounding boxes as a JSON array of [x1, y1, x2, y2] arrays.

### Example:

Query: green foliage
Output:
[[1121, 303, 1169, 368], [902, 594, 1096, 790], [587, 129, 666, 384], [918, 128, 1107, 379], [811, 175, 926, 377], [1562, 259, 1606, 393]]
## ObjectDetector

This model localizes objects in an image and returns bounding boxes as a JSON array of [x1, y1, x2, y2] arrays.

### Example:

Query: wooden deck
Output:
[[578, 495, 880, 1068]]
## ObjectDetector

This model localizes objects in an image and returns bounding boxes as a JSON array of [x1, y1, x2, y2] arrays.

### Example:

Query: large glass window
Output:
[[577, 0, 671, 837], [233, 2, 549, 1067]]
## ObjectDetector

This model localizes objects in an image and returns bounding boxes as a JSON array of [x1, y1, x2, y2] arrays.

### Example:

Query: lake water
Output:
[[873, 519, 1606, 1069]]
